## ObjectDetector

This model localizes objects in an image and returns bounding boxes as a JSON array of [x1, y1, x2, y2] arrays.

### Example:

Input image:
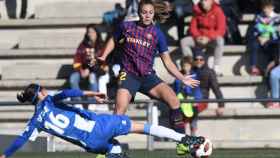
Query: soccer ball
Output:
[[192, 138, 213, 158]]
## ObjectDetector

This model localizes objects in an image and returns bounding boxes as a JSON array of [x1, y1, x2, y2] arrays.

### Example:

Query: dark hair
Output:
[[180, 56, 193, 68], [17, 84, 42, 105], [82, 24, 103, 50], [138, 0, 170, 23], [261, 0, 274, 8]]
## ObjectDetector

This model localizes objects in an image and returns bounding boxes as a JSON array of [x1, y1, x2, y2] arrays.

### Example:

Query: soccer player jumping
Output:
[[0, 84, 212, 158], [98, 0, 207, 154]]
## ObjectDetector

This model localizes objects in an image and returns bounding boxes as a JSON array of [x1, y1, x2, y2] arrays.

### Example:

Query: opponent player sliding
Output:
[[0, 84, 212, 158]]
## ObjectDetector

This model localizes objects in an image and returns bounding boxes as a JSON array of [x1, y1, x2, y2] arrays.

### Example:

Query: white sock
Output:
[[109, 145, 122, 154], [146, 124, 185, 142]]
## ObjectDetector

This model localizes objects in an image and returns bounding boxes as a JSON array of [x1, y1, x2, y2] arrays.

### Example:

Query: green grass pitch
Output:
[[7, 149, 280, 158]]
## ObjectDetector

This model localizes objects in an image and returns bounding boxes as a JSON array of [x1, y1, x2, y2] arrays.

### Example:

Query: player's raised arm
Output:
[[98, 21, 125, 62], [53, 89, 84, 101], [53, 89, 106, 103], [160, 53, 200, 88], [98, 37, 115, 62], [83, 91, 106, 103]]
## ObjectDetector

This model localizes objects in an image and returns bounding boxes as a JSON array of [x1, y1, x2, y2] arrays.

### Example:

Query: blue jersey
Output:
[[3, 89, 131, 157]]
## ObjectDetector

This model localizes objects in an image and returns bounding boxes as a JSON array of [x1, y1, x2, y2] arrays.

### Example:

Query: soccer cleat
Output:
[[181, 135, 205, 148], [179, 136, 213, 158], [176, 143, 190, 156], [176, 135, 205, 156]]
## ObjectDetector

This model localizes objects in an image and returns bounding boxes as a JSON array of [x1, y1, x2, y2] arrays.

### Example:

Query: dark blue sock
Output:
[[169, 108, 185, 134]]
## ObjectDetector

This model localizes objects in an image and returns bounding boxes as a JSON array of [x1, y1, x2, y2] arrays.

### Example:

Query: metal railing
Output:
[[1, 98, 280, 106], [0, 98, 280, 151]]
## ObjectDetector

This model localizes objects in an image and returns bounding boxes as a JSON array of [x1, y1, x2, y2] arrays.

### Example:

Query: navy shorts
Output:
[[87, 114, 131, 153], [118, 71, 163, 97]]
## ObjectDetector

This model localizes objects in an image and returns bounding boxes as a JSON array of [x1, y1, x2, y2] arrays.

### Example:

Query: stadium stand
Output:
[[0, 0, 280, 151]]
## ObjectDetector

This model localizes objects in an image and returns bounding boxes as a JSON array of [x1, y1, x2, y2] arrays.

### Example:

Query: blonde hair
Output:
[[138, 0, 170, 23]]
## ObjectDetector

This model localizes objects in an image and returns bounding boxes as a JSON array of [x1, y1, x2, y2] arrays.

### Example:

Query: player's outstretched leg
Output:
[[130, 121, 212, 157]]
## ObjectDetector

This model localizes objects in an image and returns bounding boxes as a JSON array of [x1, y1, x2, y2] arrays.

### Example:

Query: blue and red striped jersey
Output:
[[113, 21, 168, 76]]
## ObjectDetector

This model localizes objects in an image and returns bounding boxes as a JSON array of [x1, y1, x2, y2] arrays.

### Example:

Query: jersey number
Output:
[[44, 112, 95, 134], [119, 72, 127, 81]]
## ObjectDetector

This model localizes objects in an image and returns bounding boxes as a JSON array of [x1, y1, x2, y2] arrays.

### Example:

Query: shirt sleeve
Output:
[[156, 27, 168, 54], [3, 117, 39, 157], [56, 104, 96, 120], [52, 89, 84, 101]]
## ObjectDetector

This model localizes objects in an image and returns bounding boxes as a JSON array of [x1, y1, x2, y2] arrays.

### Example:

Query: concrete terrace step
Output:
[[170, 45, 247, 55], [1, 123, 279, 150], [1, 64, 73, 80], [19, 32, 84, 49], [0, 108, 279, 123], [35, 1, 125, 19], [0, 14, 255, 28], [0, 18, 103, 28], [0, 46, 248, 79], [0, 57, 255, 82], [0, 52, 261, 80], [17, 28, 249, 48], [19, 28, 248, 49], [0, 45, 246, 59], [0, 28, 85, 50], [0, 76, 263, 89], [0, 76, 266, 103], [35, 2, 253, 22], [155, 55, 251, 82], [0, 79, 67, 90], [184, 14, 255, 24], [218, 76, 263, 85], [0, 48, 75, 59], [0, 108, 146, 121]]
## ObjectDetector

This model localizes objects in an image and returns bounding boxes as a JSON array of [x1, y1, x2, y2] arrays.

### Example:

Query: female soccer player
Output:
[[98, 0, 199, 134], [0, 84, 211, 158]]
